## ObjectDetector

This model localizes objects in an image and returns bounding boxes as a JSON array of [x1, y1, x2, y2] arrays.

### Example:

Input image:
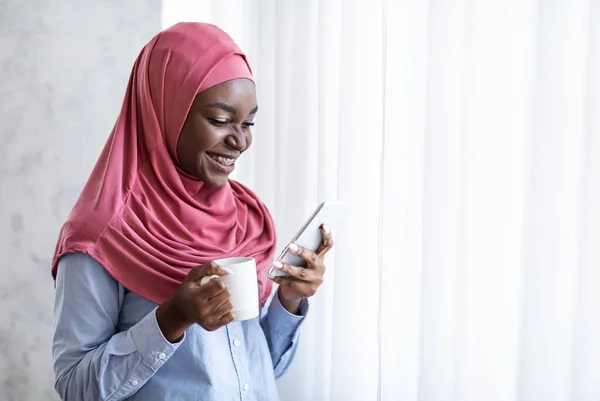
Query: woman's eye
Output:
[[242, 121, 255, 129], [208, 118, 228, 126]]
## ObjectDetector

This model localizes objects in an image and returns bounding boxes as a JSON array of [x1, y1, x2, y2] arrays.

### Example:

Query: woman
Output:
[[51, 22, 333, 401]]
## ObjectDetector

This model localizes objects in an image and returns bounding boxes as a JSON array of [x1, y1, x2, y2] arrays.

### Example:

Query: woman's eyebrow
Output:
[[206, 103, 258, 116], [206, 102, 237, 114]]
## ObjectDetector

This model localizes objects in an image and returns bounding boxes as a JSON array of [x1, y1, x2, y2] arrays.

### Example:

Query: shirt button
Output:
[[243, 383, 250, 391], [233, 339, 241, 347], [158, 352, 166, 360], [130, 380, 138, 386]]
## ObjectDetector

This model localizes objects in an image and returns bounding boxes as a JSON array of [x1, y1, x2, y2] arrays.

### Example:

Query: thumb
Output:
[[196, 261, 234, 279]]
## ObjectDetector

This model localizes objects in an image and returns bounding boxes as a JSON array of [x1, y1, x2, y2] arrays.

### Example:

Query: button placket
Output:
[[227, 323, 253, 398]]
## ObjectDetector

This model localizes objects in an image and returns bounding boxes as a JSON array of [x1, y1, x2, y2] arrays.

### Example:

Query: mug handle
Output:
[[200, 274, 220, 286]]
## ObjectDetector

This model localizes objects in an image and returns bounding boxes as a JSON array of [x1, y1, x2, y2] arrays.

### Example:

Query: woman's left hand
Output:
[[269, 225, 334, 314]]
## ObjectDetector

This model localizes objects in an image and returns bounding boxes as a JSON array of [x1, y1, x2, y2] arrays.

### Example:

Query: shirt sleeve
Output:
[[259, 290, 308, 378], [52, 253, 184, 401]]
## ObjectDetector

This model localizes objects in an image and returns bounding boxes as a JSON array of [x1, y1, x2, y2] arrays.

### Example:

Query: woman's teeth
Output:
[[209, 154, 235, 167]]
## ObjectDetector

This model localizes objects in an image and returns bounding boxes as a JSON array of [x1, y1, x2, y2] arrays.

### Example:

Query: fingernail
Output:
[[220, 266, 234, 275], [289, 243, 299, 253], [323, 224, 331, 234], [272, 261, 283, 269]]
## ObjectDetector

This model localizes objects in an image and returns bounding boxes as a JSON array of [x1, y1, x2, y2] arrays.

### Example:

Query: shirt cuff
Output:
[[129, 308, 184, 371], [266, 291, 308, 338]]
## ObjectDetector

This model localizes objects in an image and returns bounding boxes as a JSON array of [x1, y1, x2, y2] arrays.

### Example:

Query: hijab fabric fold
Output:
[[52, 22, 276, 307]]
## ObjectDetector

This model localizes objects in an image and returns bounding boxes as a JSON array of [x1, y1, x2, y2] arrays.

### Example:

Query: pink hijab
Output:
[[52, 22, 276, 307]]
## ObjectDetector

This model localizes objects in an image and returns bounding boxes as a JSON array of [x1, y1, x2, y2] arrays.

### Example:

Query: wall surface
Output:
[[0, 1, 161, 399]]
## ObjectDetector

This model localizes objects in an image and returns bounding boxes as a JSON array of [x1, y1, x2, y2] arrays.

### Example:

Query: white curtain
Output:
[[162, 1, 600, 400]]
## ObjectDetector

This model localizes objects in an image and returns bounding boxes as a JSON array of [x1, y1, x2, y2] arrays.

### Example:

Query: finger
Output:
[[202, 261, 235, 277], [205, 310, 234, 332], [190, 261, 234, 282], [287, 243, 320, 269], [316, 224, 335, 257], [271, 261, 315, 281], [198, 277, 228, 298], [217, 311, 235, 326], [213, 297, 233, 316], [207, 287, 231, 310]]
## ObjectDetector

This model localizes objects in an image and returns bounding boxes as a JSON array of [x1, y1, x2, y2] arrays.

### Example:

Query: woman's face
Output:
[[177, 78, 257, 187]]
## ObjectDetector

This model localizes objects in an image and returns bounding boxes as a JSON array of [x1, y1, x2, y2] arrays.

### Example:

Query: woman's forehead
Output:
[[194, 79, 257, 111]]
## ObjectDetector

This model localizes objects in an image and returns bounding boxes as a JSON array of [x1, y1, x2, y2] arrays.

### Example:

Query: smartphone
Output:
[[269, 200, 349, 277]]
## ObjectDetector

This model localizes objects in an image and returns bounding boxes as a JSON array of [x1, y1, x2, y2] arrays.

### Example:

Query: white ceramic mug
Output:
[[200, 257, 259, 322]]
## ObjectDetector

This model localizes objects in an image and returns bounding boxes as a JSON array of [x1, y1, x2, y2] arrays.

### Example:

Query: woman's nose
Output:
[[225, 125, 247, 151]]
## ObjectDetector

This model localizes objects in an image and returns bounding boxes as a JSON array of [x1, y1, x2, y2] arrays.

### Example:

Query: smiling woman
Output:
[[49, 22, 333, 401]]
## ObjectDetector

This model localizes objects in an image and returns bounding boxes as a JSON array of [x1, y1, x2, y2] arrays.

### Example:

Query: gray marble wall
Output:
[[0, 1, 160, 399]]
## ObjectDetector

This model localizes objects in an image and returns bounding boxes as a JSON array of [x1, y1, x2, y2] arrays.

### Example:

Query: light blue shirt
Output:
[[52, 252, 307, 401]]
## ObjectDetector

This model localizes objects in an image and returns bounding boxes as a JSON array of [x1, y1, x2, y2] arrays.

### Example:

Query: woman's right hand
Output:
[[156, 261, 234, 342]]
